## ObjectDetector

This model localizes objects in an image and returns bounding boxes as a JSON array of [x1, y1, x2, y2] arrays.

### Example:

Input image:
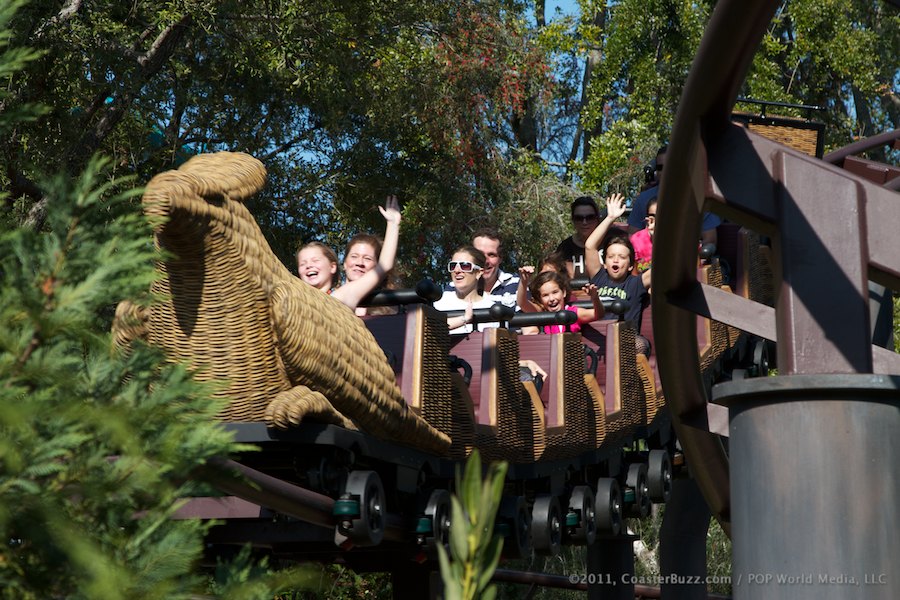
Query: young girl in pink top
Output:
[[528, 271, 603, 334]]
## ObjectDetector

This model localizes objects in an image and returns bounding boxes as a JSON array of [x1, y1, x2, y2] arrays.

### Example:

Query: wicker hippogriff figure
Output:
[[113, 152, 451, 456]]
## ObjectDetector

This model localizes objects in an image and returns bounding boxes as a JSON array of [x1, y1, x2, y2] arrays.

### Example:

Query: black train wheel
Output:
[[531, 495, 562, 556], [594, 477, 622, 536], [498, 496, 531, 559], [647, 449, 672, 504], [421, 489, 451, 557], [566, 485, 596, 545], [625, 463, 650, 518]]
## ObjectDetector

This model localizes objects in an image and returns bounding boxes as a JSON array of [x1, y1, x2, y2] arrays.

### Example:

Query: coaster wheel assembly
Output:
[[531, 495, 562, 556], [565, 485, 596, 545], [417, 489, 451, 557], [647, 449, 672, 504], [498, 496, 532, 559], [334, 470, 385, 547], [594, 477, 622, 536], [625, 463, 651, 518]]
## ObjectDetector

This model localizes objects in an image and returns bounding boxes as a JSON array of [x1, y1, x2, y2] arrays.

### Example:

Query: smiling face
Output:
[[473, 235, 500, 287], [604, 241, 634, 282], [343, 242, 377, 283], [449, 250, 482, 296], [297, 245, 338, 291], [537, 280, 566, 311]]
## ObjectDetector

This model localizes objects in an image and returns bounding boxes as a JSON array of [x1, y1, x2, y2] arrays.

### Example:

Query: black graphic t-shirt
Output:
[[555, 236, 587, 277], [590, 270, 649, 329]]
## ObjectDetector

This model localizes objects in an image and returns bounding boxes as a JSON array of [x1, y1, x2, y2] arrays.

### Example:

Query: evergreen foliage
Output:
[[0, 153, 323, 598], [1, 154, 208, 597]]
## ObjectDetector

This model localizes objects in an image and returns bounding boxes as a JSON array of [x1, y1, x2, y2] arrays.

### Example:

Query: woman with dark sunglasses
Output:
[[555, 196, 601, 278], [433, 246, 495, 334]]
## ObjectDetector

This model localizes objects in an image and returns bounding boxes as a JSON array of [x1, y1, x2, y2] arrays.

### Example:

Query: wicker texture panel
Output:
[[618, 325, 643, 428], [606, 323, 642, 438], [495, 332, 543, 462], [543, 336, 595, 460], [583, 374, 607, 447], [448, 373, 477, 460], [420, 311, 474, 459], [746, 122, 818, 156], [115, 152, 450, 456], [700, 263, 730, 372], [636, 354, 658, 425]]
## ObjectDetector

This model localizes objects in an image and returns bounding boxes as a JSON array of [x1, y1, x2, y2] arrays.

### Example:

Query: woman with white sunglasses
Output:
[[433, 245, 496, 334]]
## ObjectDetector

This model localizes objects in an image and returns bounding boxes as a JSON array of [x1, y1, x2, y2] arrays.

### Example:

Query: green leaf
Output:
[[477, 535, 504, 593], [481, 583, 498, 600], [478, 461, 507, 543], [460, 448, 482, 521], [449, 496, 469, 561]]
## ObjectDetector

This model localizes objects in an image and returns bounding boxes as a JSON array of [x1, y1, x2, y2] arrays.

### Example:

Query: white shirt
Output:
[[433, 290, 497, 334]]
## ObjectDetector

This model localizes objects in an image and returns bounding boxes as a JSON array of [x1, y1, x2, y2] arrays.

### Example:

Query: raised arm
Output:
[[516, 265, 540, 313], [332, 195, 400, 311], [584, 193, 626, 278]]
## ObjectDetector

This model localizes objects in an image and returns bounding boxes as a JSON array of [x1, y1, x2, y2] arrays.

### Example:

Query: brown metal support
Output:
[[822, 130, 900, 165], [771, 151, 871, 374], [659, 477, 711, 600]]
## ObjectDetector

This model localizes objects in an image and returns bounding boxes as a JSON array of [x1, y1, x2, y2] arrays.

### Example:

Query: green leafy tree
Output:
[[571, 0, 898, 194], [3, 0, 896, 285], [1, 0, 565, 277], [743, 0, 900, 152], [0, 5, 321, 592], [1, 154, 201, 596]]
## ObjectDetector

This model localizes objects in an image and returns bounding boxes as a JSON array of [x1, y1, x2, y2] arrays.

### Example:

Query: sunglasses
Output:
[[573, 214, 598, 223], [447, 260, 482, 273]]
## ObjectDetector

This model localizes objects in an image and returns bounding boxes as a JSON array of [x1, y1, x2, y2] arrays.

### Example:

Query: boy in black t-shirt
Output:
[[584, 194, 652, 355]]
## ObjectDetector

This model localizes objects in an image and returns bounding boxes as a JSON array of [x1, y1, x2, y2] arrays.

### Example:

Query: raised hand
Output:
[[518, 265, 535, 283], [582, 282, 604, 320], [605, 193, 626, 220], [379, 195, 401, 225]]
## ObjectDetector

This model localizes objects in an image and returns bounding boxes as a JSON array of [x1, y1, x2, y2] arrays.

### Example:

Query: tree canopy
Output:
[[2, 0, 898, 274]]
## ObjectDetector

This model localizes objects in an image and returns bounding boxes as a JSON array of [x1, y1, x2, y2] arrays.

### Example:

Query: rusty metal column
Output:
[[715, 375, 900, 599]]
